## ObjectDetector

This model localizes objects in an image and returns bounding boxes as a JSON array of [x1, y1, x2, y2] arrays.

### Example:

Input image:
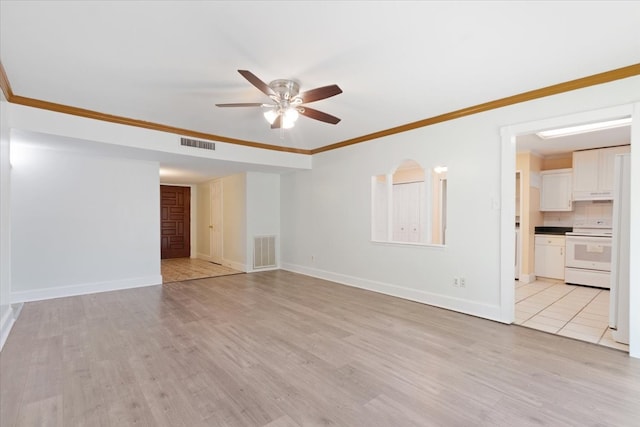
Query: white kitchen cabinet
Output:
[[540, 169, 572, 211], [535, 235, 565, 280], [573, 145, 630, 200]]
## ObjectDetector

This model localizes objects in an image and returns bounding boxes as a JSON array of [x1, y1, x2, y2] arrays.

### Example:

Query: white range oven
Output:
[[565, 228, 612, 289]]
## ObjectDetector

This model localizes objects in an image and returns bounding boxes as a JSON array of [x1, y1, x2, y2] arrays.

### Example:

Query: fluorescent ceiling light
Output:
[[536, 117, 631, 139]]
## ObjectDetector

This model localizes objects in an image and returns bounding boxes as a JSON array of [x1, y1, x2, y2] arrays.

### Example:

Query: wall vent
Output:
[[253, 235, 276, 269], [180, 137, 216, 151]]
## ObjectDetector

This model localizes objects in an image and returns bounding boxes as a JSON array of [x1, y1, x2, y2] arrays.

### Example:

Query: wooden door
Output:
[[160, 185, 191, 259]]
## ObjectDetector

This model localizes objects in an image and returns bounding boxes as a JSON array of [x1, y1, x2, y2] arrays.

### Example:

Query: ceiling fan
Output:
[[216, 70, 342, 129]]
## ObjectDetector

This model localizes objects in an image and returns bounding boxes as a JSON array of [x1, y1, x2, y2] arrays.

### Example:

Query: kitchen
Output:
[[514, 118, 631, 352]]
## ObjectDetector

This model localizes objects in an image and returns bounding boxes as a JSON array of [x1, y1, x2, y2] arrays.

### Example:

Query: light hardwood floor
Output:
[[2, 270, 639, 426]]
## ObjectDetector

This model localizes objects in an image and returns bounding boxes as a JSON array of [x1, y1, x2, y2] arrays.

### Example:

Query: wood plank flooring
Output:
[[2, 270, 639, 426]]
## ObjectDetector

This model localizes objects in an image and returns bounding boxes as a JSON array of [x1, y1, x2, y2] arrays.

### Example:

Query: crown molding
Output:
[[311, 63, 640, 154], [2, 61, 638, 155], [0, 62, 310, 155], [0, 61, 14, 100]]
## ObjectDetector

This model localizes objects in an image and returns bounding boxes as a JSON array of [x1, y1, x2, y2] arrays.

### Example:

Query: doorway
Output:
[[160, 185, 191, 259], [501, 104, 637, 355]]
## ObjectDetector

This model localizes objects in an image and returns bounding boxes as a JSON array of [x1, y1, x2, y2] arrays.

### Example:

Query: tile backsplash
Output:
[[543, 211, 574, 227], [543, 200, 613, 228]]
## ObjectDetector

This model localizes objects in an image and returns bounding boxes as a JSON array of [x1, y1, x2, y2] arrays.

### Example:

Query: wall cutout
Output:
[[372, 160, 447, 245]]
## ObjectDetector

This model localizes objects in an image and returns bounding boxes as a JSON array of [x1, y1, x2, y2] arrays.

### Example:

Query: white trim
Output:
[[0, 303, 23, 351], [629, 102, 640, 358], [281, 263, 504, 323], [500, 103, 638, 358], [500, 126, 516, 323], [11, 275, 163, 303], [518, 273, 537, 285], [247, 266, 279, 273]]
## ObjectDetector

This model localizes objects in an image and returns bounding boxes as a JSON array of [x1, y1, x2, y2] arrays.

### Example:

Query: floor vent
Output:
[[180, 137, 216, 151], [254, 235, 276, 269]]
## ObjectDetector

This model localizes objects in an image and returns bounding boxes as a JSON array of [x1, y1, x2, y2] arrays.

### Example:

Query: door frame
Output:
[[499, 103, 639, 358]]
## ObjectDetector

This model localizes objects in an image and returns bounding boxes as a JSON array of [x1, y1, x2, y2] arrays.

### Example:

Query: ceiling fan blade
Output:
[[299, 107, 341, 124], [215, 103, 265, 107], [299, 84, 342, 103], [270, 114, 282, 129], [238, 70, 275, 97]]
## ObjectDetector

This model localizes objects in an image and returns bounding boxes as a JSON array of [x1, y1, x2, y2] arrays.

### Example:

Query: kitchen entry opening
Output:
[[371, 159, 447, 246]]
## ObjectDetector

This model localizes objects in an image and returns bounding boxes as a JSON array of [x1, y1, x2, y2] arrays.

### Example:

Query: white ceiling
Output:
[[1, 1, 639, 174], [516, 124, 631, 157]]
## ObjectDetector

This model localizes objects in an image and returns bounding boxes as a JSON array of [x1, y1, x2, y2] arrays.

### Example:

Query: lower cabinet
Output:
[[534, 235, 565, 280]]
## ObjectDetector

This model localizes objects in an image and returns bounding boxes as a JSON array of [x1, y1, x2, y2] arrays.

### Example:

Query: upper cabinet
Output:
[[540, 169, 572, 211], [573, 145, 630, 201]]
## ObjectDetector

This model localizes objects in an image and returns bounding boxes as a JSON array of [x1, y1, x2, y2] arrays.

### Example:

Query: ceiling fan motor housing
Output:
[[269, 79, 301, 104]]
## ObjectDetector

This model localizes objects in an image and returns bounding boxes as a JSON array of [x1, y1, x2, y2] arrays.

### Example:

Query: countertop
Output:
[[534, 226, 573, 235]]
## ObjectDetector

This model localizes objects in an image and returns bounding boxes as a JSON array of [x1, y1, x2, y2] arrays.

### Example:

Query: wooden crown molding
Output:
[[0, 62, 310, 155], [2, 61, 638, 156], [0, 61, 14, 100], [312, 63, 640, 154]]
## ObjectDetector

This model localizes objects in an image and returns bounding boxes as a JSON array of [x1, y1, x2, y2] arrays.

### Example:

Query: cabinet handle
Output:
[[560, 248, 563, 256]]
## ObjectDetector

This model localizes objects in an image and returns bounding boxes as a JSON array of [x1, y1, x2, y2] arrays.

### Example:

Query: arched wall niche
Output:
[[371, 159, 447, 246]]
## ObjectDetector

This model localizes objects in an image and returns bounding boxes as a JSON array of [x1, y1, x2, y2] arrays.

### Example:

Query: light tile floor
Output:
[[515, 279, 629, 352], [161, 258, 242, 283]]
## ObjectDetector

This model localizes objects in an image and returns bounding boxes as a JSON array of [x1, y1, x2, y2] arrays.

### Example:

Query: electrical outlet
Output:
[[460, 277, 466, 288], [453, 277, 460, 287]]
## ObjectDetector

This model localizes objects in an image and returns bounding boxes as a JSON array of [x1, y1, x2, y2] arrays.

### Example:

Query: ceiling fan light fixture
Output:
[[284, 107, 299, 122], [219, 70, 342, 129], [282, 110, 298, 129], [263, 109, 278, 125]]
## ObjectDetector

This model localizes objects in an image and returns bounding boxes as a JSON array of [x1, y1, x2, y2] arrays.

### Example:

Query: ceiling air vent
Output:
[[180, 137, 216, 151]]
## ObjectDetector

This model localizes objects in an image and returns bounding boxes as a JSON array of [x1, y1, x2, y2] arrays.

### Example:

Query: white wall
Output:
[[11, 139, 162, 302], [281, 76, 640, 331], [282, 115, 503, 320], [221, 173, 247, 271], [246, 172, 280, 271], [9, 103, 312, 171]]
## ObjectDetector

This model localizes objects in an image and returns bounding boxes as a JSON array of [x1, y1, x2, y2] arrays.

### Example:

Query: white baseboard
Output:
[[0, 302, 23, 351], [281, 263, 505, 323], [519, 273, 536, 284], [247, 266, 279, 273], [11, 275, 163, 304]]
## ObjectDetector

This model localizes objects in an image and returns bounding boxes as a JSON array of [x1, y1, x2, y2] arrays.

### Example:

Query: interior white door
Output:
[[196, 182, 212, 259], [211, 179, 223, 264]]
